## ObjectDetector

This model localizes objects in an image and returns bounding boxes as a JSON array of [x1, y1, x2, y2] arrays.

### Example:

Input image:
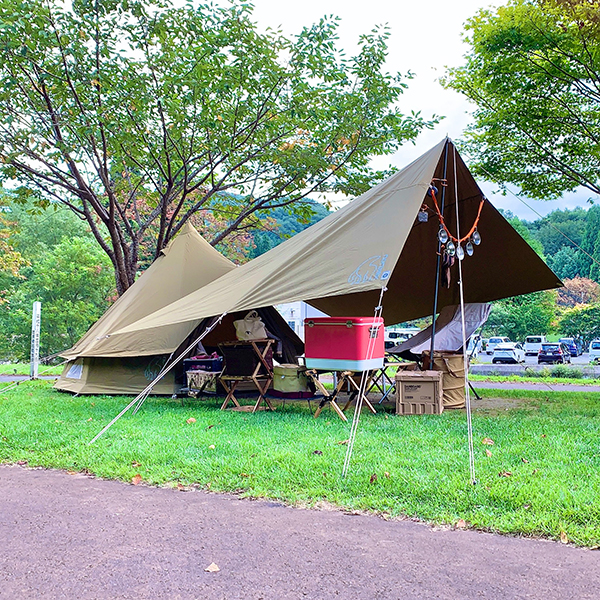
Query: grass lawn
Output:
[[470, 374, 600, 386], [1, 380, 599, 547], [0, 363, 64, 376]]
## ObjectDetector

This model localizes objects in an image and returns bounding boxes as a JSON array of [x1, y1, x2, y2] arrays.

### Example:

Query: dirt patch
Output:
[[471, 395, 542, 415]]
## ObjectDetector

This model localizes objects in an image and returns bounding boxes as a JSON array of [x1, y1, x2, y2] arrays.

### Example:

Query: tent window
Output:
[[66, 363, 83, 379]]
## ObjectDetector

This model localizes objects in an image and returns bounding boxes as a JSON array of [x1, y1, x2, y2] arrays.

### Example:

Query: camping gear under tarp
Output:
[[113, 138, 562, 343], [55, 223, 303, 395], [389, 303, 492, 357], [422, 351, 468, 409]]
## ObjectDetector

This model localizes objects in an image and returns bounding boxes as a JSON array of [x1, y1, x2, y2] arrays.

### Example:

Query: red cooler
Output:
[[304, 317, 385, 371]]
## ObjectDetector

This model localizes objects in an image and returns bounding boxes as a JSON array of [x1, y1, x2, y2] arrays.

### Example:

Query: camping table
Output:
[[305, 369, 377, 422], [218, 339, 275, 413]]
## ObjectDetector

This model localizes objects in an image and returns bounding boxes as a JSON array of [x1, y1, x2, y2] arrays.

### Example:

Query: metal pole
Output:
[[428, 140, 450, 369], [30, 301, 41, 379]]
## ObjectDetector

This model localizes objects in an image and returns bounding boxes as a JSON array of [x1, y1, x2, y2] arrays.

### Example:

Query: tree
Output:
[[0, 236, 114, 360], [0, 194, 27, 281], [444, 0, 600, 200], [557, 276, 600, 306], [482, 290, 556, 340], [0, 0, 435, 294], [559, 303, 600, 345]]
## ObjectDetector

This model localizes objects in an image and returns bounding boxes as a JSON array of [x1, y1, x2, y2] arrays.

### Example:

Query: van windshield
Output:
[[559, 338, 574, 344], [592, 342, 600, 350], [526, 337, 542, 343]]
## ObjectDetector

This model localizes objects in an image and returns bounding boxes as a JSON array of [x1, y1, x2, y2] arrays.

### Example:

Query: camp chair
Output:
[[218, 339, 275, 412]]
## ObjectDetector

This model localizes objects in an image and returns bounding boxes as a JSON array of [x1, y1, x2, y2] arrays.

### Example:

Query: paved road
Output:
[[1, 465, 598, 599], [476, 351, 592, 366]]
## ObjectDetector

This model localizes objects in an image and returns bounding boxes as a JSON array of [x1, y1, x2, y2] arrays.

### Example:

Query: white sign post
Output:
[[30, 301, 41, 379]]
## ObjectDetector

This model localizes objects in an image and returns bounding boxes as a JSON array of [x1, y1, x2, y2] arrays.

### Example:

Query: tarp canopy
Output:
[[113, 139, 562, 343], [388, 303, 492, 355]]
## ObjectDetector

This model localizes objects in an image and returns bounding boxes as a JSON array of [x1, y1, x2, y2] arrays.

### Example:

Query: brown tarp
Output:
[[113, 139, 561, 341]]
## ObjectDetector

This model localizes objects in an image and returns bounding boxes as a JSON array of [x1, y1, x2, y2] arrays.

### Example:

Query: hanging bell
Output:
[[465, 241, 474, 256], [438, 228, 449, 244], [471, 229, 481, 245], [446, 239, 456, 256], [456, 244, 465, 260]]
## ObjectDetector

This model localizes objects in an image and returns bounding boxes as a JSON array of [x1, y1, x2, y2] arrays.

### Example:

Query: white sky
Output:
[[249, 0, 595, 220]]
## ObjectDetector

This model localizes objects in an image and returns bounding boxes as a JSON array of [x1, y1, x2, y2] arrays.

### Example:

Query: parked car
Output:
[[486, 336, 511, 355], [558, 337, 582, 357], [524, 335, 546, 356], [538, 342, 572, 364], [492, 342, 525, 364], [589, 339, 600, 363]]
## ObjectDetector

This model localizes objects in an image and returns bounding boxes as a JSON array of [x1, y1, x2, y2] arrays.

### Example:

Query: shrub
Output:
[[550, 365, 583, 379]]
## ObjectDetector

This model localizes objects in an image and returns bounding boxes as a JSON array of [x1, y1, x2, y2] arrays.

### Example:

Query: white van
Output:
[[524, 335, 546, 356], [589, 339, 600, 363], [486, 336, 511, 355]]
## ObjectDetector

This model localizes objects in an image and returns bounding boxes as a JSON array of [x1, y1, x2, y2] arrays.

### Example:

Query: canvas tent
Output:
[[112, 139, 561, 345], [388, 303, 492, 358], [55, 223, 303, 395]]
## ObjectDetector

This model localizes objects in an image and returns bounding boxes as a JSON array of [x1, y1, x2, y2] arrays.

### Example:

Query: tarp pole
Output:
[[452, 145, 476, 485], [428, 140, 450, 369]]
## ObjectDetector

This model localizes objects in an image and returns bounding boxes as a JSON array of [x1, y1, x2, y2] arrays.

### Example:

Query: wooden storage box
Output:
[[395, 370, 443, 415]]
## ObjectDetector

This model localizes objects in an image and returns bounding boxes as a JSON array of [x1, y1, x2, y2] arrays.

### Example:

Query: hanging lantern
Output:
[[465, 241, 474, 256], [471, 229, 481, 245], [438, 228, 449, 244], [446, 239, 456, 256], [456, 244, 465, 260]]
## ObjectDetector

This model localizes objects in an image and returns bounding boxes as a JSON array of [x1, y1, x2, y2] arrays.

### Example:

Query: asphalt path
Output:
[[472, 380, 600, 392], [1, 465, 599, 599]]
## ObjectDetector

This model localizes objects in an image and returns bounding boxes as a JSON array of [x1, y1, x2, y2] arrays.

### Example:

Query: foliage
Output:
[[558, 303, 600, 345], [557, 277, 600, 307], [483, 290, 557, 340], [444, 0, 600, 200], [0, 237, 114, 360], [1, 382, 600, 546], [0, 0, 436, 293], [0, 193, 27, 280]]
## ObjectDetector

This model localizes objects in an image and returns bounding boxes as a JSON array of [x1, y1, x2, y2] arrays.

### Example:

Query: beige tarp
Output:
[[113, 139, 561, 341]]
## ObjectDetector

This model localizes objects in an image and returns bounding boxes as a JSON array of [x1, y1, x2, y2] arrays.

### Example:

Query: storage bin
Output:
[[422, 351, 467, 409], [395, 370, 443, 415], [304, 317, 384, 371], [273, 364, 310, 393], [183, 356, 223, 373]]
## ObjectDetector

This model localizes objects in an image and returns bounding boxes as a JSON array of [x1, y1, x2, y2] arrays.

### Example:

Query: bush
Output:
[[524, 367, 539, 378], [550, 365, 583, 379]]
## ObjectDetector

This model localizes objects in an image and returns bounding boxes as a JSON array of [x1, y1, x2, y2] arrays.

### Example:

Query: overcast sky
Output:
[[249, 0, 594, 220]]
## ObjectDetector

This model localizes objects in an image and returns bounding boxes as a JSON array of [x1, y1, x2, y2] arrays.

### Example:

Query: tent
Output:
[[389, 303, 492, 358], [55, 223, 303, 395], [113, 139, 561, 343]]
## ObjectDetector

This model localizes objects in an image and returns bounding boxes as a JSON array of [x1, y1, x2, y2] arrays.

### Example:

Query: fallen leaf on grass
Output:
[[337, 439, 349, 445], [131, 461, 141, 467], [204, 563, 220, 573], [523, 504, 531, 510], [132, 474, 142, 485], [208, 444, 215, 450], [186, 417, 196, 424], [90, 402, 95, 407], [87, 418, 93, 422], [560, 531, 568, 544], [482, 438, 494, 446], [240, 473, 250, 478], [485, 449, 492, 457], [369, 473, 378, 484], [313, 450, 323, 455], [206, 424, 214, 430], [67, 471, 77, 475], [16, 460, 28, 466], [531, 469, 539, 475], [384, 472, 390, 479], [176, 483, 186, 491], [521, 457, 529, 463], [541, 434, 547, 438], [498, 471, 512, 478], [456, 519, 467, 529]]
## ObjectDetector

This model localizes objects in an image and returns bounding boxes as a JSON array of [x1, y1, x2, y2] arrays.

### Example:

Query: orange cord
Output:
[[430, 187, 485, 244]]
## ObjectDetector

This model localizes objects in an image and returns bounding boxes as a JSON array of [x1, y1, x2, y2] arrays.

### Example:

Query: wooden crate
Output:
[[395, 370, 443, 415]]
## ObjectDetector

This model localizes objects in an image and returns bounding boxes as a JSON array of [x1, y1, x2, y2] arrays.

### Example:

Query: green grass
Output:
[[470, 374, 600, 386], [0, 363, 63, 376], [1, 381, 600, 547]]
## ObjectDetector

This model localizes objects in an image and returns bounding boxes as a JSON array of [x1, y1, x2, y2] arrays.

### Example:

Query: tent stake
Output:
[[429, 140, 450, 369]]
